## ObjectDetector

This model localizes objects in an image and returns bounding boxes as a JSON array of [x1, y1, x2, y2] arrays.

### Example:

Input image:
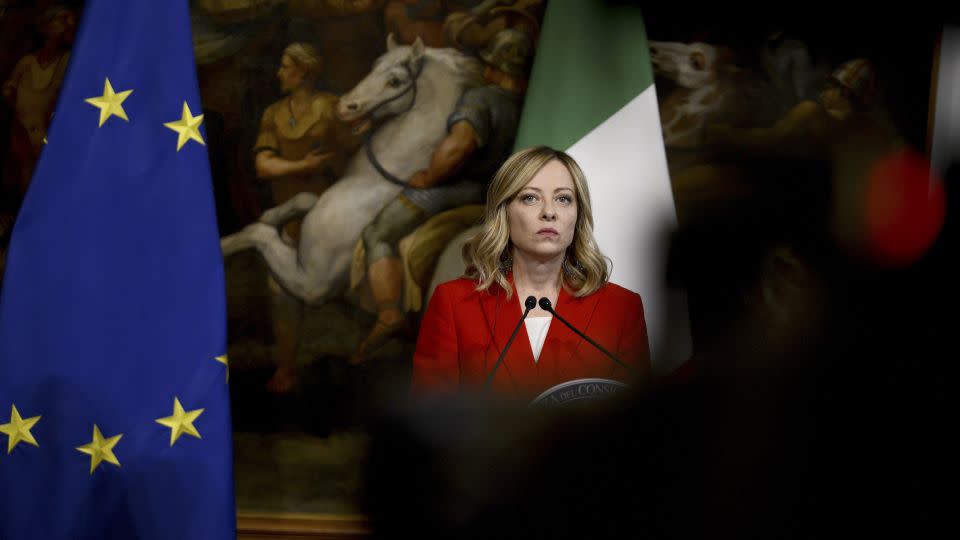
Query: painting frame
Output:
[[237, 512, 370, 539]]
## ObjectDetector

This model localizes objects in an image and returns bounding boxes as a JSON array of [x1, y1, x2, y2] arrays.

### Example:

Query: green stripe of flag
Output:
[[514, 0, 655, 151]]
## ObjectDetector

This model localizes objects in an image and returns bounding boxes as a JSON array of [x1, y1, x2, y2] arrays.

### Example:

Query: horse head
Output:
[[337, 34, 428, 122], [649, 40, 738, 89], [338, 33, 483, 124]]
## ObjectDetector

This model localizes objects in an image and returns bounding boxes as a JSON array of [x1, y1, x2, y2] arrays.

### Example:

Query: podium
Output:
[[530, 378, 629, 406]]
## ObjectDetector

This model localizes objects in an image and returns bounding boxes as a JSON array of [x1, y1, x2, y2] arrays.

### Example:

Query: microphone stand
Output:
[[538, 297, 638, 376], [484, 296, 537, 389]]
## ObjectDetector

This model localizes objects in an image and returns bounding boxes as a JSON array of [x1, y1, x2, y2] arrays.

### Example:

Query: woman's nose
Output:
[[541, 203, 557, 220]]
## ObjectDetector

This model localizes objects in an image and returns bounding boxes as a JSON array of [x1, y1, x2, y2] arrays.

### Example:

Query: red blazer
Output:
[[411, 276, 651, 401]]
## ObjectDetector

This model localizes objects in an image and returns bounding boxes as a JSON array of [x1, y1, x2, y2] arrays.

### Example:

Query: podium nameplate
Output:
[[530, 378, 628, 406]]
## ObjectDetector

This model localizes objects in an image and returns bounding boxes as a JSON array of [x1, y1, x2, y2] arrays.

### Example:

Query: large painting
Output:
[[0, 0, 547, 523]]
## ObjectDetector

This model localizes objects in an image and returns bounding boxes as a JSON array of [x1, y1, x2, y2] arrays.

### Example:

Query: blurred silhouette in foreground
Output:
[[358, 146, 954, 538]]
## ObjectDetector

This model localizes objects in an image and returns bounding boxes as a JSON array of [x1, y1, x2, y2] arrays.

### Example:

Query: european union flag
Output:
[[0, 1, 235, 538]]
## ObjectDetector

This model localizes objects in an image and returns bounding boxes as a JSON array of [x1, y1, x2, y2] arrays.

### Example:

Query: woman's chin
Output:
[[515, 249, 565, 264]]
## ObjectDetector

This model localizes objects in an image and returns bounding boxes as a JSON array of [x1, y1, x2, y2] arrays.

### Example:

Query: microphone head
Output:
[[538, 297, 552, 311], [524, 296, 537, 310]]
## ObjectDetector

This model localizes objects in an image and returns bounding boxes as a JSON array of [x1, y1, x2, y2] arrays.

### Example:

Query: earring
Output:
[[563, 252, 584, 276]]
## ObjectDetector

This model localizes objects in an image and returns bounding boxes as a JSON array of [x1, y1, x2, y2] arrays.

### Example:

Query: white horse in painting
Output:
[[220, 35, 483, 304]]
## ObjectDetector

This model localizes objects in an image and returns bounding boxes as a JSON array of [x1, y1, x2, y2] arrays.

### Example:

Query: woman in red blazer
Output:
[[411, 146, 651, 401]]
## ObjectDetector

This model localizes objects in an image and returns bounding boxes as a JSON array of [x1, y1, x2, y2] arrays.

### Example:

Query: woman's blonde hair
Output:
[[283, 42, 323, 83], [462, 145, 610, 297]]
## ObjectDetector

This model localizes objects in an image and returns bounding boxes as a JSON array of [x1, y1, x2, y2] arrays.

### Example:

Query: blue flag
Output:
[[0, 1, 235, 538]]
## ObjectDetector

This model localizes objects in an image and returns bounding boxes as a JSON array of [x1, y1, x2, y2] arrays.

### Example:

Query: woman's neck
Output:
[[511, 251, 563, 315]]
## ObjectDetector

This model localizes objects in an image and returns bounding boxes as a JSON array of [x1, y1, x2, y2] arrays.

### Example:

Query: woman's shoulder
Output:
[[431, 277, 513, 309], [434, 276, 486, 299], [593, 281, 643, 306]]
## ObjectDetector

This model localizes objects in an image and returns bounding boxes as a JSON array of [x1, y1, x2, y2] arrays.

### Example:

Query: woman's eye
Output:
[[388, 77, 402, 88], [521, 194, 538, 204], [556, 195, 572, 204]]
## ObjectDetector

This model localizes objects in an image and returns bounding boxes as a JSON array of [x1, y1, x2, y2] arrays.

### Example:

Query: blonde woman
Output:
[[411, 146, 650, 399]]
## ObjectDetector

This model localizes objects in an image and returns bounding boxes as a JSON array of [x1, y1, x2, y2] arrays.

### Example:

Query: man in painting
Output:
[[700, 57, 907, 255], [442, 0, 543, 54], [702, 58, 900, 159], [348, 27, 533, 365], [253, 42, 362, 392]]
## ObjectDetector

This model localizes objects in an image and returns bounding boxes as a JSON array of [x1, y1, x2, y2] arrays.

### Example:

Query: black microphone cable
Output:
[[538, 297, 637, 376], [484, 295, 537, 389]]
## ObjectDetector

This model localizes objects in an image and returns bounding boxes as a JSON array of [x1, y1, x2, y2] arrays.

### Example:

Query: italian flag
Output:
[[514, 1, 690, 373]]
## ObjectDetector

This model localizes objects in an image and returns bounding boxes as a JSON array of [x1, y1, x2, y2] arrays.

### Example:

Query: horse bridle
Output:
[[364, 59, 424, 187]]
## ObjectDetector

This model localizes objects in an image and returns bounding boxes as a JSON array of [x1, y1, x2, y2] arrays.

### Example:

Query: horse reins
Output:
[[364, 59, 423, 187]]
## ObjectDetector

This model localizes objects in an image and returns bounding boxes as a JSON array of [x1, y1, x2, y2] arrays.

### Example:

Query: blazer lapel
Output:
[[539, 285, 602, 383], [477, 280, 536, 392]]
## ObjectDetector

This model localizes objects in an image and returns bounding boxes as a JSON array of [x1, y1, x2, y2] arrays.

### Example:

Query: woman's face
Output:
[[507, 160, 578, 263], [277, 55, 305, 93]]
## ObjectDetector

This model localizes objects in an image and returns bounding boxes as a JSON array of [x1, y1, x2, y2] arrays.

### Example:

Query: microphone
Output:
[[484, 296, 537, 389], [538, 297, 637, 376]]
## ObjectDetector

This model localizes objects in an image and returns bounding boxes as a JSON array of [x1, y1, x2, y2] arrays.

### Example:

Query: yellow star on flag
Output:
[[84, 78, 133, 127], [0, 404, 41, 454], [163, 102, 205, 151], [155, 397, 204, 446], [76, 424, 122, 474], [215, 354, 229, 382]]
